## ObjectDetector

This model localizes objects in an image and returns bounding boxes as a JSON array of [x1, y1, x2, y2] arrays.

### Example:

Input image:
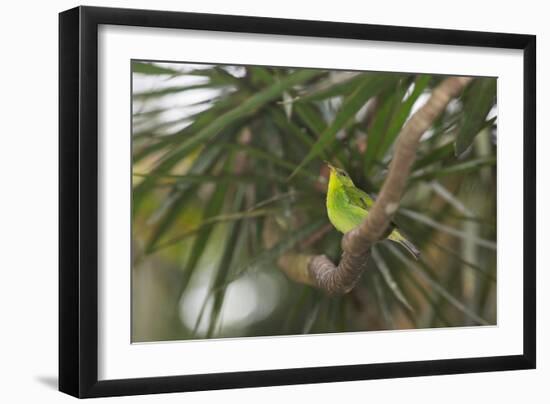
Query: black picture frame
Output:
[[59, 5, 536, 398]]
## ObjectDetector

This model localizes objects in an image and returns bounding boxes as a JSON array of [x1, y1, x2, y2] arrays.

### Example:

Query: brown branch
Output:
[[278, 76, 473, 294]]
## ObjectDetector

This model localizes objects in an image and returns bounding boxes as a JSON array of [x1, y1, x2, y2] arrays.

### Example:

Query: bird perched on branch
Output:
[[325, 163, 420, 259]]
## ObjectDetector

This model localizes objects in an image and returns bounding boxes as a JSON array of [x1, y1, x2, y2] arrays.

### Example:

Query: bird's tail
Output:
[[388, 230, 420, 260]]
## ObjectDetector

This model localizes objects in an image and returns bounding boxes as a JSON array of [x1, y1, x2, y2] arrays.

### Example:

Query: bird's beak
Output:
[[324, 161, 336, 171]]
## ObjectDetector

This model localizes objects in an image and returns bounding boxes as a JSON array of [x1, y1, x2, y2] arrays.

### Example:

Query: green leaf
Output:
[[396, 263, 449, 327], [133, 84, 219, 99], [290, 74, 398, 179], [206, 188, 247, 338], [387, 244, 490, 326], [143, 191, 196, 255], [363, 75, 430, 174], [150, 208, 280, 253], [220, 144, 316, 181], [160, 69, 320, 168], [399, 208, 496, 250], [138, 145, 224, 245], [302, 301, 322, 334], [378, 75, 431, 158], [132, 61, 181, 75], [372, 247, 414, 312], [228, 219, 325, 284], [412, 141, 455, 171], [429, 181, 477, 219], [282, 287, 311, 333], [362, 84, 405, 173], [410, 156, 496, 182], [246, 191, 301, 212], [299, 73, 366, 102], [132, 90, 248, 165], [294, 102, 327, 137], [132, 107, 169, 119], [178, 179, 232, 296], [132, 125, 239, 210], [197, 66, 244, 87], [133, 117, 193, 139], [455, 78, 496, 155], [247, 66, 276, 85], [432, 242, 496, 282], [134, 172, 286, 187], [194, 219, 326, 326], [269, 107, 315, 147], [372, 272, 395, 329]]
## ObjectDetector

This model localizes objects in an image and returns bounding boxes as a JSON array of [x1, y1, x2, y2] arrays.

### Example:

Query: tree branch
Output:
[[278, 76, 473, 294]]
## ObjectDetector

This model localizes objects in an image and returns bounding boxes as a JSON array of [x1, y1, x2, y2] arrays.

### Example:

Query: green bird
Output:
[[325, 163, 420, 259]]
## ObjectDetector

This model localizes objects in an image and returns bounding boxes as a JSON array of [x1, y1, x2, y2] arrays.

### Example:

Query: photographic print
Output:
[[131, 61, 497, 343], [59, 8, 535, 396]]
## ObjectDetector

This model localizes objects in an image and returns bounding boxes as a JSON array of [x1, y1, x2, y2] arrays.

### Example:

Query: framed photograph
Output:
[[59, 6, 536, 398]]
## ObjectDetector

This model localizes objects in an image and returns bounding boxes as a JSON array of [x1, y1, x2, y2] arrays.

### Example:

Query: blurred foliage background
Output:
[[131, 61, 497, 342]]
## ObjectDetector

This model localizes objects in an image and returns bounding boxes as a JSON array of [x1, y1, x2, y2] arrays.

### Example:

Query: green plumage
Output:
[[325, 164, 420, 259]]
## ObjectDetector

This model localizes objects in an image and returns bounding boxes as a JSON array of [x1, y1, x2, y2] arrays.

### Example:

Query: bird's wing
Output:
[[344, 185, 404, 236], [344, 185, 375, 210]]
